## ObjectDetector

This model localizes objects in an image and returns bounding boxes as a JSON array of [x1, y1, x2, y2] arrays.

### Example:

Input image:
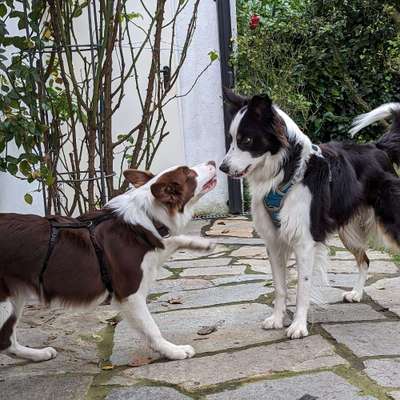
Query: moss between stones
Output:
[[85, 317, 119, 400], [334, 365, 393, 400]]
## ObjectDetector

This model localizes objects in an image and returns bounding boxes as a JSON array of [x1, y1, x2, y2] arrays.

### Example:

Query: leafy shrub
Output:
[[234, 0, 400, 142]]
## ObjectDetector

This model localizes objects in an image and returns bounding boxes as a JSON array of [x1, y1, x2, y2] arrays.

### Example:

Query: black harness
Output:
[[40, 214, 170, 295], [40, 214, 115, 293]]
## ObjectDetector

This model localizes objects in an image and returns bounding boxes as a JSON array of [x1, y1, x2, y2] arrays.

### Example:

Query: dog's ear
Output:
[[123, 169, 155, 188], [223, 87, 248, 114], [247, 94, 273, 121], [151, 181, 183, 209]]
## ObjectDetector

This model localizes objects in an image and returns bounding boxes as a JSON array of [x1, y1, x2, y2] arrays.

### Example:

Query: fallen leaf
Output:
[[167, 297, 183, 304], [91, 333, 103, 342], [216, 221, 226, 225], [197, 325, 217, 335], [101, 362, 114, 371], [221, 229, 230, 234]]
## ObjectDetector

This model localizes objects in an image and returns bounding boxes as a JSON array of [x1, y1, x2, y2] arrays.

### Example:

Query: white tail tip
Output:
[[349, 103, 400, 137]]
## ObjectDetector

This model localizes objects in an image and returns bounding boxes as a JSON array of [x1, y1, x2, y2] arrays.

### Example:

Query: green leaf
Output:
[[0, 4, 7, 18], [126, 12, 142, 20], [46, 174, 55, 187], [7, 162, 18, 175], [208, 50, 219, 62], [24, 193, 33, 205], [19, 159, 31, 176]]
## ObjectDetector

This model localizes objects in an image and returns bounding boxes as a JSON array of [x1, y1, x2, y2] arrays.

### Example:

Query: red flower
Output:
[[249, 14, 260, 30]]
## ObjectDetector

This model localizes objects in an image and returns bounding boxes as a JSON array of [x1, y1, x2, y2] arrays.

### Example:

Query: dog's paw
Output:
[[262, 315, 284, 330], [26, 347, 58, 362], [190, 238, 216, 252], [343, 290, 362, 303], [158, 343, 195, 360], [286, 321, 308, 339]]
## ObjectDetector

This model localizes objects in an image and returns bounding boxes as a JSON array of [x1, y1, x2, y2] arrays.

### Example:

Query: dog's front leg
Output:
[[120, 293, 195, 360], [262, 241, 290, 330], [163, 235, 216, 254], [287, 242, 315, 339]]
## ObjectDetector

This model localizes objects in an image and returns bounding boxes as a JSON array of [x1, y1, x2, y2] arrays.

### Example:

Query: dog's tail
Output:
[[350, 103, 400, 165]]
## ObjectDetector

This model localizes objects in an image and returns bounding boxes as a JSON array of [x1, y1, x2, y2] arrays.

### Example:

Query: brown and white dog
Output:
[[0, 161, 217, 362]]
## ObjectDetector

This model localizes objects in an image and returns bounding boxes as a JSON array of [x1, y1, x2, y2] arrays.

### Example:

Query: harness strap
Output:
[[40, 215, 114, 293], [263, 180, 293, 228], [88, 216, 114, 293]]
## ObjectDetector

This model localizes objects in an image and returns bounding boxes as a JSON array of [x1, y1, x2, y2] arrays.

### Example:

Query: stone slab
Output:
[[205, 219, 254, 238], [183, 219, 210, 236], [179, 265, 246, 277], [289, 303, 385, 323], [230, 245, 267, 258], [170, 244, 230, 260], [365, 277, 400, 313], [157, 267, 172, 279], [331, 250, 393, 260], [389, 392, 400, 400], [123, 335, 347, 391], [151, 278, 213, 294], [0, 374, 93, 400], [328, 273, 369, 288], [212, 237, 265, 245], [392, 307, 400, 318], [165, 257, 232, 269], [323, 321, 400, 357], [206, 371, 375, 400], [111, 303, 283, 366], [106, 386, 190, 400], [236, 259, 272, 274], [211, 274, 272, 286], [364, 358, 400, 388], [328, 260, 398, 274], [0, 305, 115, 371], [287, 286, 345, 306], [150, 282, 271, 312]]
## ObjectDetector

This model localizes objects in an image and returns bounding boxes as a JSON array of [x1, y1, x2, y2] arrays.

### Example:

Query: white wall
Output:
[[175, 0, 229, 213], [0, 0, 232, 215]]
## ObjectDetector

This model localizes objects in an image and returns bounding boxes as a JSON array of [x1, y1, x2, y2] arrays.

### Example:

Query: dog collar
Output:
[[263, 180, 293, 228]]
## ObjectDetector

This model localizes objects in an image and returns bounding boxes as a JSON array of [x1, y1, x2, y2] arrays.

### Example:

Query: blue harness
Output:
[[263, 180, 294, 228], [263, 145, 323, 228]]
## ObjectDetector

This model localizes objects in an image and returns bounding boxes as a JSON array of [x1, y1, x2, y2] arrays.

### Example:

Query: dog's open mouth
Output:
[[232, 165, 250, 179], [202, 176, 217, 193]]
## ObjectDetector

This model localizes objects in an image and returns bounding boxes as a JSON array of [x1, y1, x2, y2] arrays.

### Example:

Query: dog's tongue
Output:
[[202, 177, 217, 192]]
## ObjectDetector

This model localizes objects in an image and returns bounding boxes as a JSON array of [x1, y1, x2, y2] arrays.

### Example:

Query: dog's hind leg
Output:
[[0, 299, 16, 352], [339, 217, 370, 303], [1, 294, 57, 362], [262, 240, 290, 331]]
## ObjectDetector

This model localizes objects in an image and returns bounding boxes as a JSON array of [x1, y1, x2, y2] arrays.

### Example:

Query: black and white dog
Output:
[[220, 89, 400, 339]]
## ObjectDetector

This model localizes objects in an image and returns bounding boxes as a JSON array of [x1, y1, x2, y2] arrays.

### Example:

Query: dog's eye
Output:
[[242, 137, 252, 146]]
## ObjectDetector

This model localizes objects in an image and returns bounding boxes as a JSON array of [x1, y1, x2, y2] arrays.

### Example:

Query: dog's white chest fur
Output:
[[251, 182, 313, 246]]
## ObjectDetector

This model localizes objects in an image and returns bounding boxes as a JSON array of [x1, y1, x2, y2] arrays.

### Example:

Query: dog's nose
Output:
[[219, 162, 229, 174], [207, 161, 216, 168]]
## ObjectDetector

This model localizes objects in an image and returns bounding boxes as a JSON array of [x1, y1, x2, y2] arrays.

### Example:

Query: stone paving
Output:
[[2, 216, 400, 399]]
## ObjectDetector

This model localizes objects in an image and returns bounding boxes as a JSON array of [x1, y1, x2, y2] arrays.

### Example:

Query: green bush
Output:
[[234, 0, 400, 142]]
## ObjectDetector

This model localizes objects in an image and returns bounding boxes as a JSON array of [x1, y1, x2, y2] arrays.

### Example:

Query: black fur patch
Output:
[[303, 155, 335, 242], [304, 139, 400, 244], [237, 109, 283, 157], [282, 140, 303, 184]]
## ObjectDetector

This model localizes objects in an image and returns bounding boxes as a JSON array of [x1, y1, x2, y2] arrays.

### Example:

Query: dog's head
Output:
[[123, 161, 217, 220], [219, 89, 288, 178]]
